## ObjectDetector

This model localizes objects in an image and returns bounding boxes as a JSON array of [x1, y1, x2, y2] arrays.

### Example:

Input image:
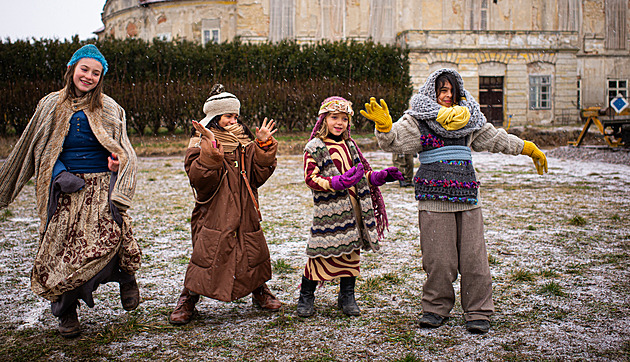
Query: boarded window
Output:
[[529, 76, 552, 110], [558, 0, 579, 31], [606, 0, 627, 49], [321, 0, 345, 40], [369, 0, 396, 43], [270, 0, 295, 42]]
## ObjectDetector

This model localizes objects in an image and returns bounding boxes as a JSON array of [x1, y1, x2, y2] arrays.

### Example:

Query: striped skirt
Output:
[[304, 250, 360, 281]]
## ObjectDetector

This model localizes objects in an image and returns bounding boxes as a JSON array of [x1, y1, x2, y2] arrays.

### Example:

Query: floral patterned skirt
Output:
[[31, 172, 141, 302]]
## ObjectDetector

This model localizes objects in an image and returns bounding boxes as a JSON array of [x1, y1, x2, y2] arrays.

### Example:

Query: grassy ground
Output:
[[0, 149, 629, 361]]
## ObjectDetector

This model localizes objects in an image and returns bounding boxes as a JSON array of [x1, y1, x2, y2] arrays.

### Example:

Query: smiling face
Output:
[[325, 112, 349, 137], [217, 113, 239, 127], [436, 79, 454, 107], [72, 58, 103, 96]]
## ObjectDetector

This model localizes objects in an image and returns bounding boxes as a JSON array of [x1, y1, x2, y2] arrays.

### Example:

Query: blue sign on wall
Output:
[[610, 95, 629, 114]]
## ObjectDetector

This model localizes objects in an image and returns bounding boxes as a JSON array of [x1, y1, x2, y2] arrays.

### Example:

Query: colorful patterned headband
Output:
[[318, 98, 354, 116]]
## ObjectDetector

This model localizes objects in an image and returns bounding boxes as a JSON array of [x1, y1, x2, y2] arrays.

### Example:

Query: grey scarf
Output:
[[405, 68, 486, 139]]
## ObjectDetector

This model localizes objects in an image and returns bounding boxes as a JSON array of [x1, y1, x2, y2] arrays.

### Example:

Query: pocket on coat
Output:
[[190, 226, 221, 269], [242, 229, 270, 268]]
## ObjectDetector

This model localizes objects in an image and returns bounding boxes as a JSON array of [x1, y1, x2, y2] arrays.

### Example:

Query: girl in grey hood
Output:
[[362, 68, 548, 334]]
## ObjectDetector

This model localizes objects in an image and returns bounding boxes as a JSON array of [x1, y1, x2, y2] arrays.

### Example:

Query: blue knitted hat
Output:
[[67, 44, 108, 75]]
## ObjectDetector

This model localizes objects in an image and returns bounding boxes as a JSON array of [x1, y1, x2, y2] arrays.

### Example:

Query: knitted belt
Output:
[[418, 145, 472, 163]]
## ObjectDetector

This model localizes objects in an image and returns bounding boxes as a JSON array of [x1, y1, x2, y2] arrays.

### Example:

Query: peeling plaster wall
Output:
[[98, 0, 628, 125]]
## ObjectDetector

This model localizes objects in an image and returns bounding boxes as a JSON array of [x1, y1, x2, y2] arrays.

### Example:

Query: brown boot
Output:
[[58, 304, 81, 338], [120, 279, 140, 311], [169, 288, 199, 325], [252, 283, 282, 311]]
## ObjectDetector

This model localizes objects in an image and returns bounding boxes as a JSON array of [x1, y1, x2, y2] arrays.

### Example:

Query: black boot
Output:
[[296, 276, 317, 317], [338, 277, 360, 316]]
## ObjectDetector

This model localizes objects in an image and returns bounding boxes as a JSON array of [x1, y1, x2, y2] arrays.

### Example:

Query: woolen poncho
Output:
[[0, 90, 138, 236]]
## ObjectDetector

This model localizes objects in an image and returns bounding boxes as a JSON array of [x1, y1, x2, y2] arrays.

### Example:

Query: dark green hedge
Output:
[[0, 37, 411, 136]]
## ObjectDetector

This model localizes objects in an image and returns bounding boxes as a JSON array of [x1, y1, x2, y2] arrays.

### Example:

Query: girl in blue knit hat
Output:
[[0, 44, 141, 338]]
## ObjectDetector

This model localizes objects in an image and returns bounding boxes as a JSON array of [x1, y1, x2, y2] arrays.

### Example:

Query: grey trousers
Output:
[[419, 208, 494, 321]]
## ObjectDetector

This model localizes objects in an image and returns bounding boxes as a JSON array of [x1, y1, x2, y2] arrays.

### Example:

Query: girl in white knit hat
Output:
[[169, 84, 282, 325]]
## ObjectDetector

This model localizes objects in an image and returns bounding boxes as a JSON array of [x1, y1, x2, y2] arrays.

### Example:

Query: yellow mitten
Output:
[[360, 97, 392, 133], [522, 141, 548, 175]]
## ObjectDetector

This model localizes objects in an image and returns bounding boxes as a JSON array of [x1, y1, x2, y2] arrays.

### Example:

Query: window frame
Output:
[[607, 79, 629, 104], [529, 75, 552, 110]]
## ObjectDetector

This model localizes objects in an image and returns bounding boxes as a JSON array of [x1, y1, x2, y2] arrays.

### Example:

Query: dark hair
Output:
[[61, 63, 104, 111], [435, 72, 461, 105]]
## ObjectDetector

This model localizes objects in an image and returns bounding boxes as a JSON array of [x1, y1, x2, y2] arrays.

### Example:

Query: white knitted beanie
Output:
[[199, 85, 241, 127]]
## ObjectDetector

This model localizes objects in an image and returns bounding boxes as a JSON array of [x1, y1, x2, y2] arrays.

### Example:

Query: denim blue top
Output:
[[57, 111, 111, 174]]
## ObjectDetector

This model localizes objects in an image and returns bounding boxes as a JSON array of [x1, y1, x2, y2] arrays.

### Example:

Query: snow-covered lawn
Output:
[[1, 150, 628, 361]]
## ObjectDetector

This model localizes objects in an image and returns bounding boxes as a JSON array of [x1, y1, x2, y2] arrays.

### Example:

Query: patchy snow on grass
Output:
[[1, 149, 629, 361]]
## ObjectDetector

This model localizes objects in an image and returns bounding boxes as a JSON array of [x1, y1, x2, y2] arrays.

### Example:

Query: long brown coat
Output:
[[183, 138, 277, 302]]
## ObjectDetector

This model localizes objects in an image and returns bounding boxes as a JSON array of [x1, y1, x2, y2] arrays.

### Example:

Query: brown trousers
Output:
[[419, 208, 494, 321]]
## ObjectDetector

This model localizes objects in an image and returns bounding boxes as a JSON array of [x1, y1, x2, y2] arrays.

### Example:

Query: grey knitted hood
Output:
[[405, 68, 486, 138]]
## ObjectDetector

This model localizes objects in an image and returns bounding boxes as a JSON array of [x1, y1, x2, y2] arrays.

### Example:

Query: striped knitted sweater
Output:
[[303, 137, 379, 258], [375, 114, 525, 212], [0, 90, 137, 235]]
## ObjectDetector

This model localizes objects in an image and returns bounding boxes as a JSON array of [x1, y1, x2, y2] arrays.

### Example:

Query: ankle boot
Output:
[[58, 303, 81, 338], [252, 283, 282, 311], [120, 277, 140, 311], [296, 276, 317, 317], [338, 277, 360, 316], [169, 288, 200, 325]]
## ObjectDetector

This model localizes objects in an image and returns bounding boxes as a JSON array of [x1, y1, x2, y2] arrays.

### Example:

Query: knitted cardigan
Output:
[[0, 90, 137, 235], [304, 138, 379, 258]]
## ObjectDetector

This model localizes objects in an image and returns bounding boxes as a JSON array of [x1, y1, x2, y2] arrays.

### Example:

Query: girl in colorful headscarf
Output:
[[297, 96, 404, 318]]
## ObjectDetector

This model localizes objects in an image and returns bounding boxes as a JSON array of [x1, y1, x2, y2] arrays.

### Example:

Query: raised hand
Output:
[[193, 120, 215, 150], [256, 117, 277, 142], [360, 97, 392, 133]]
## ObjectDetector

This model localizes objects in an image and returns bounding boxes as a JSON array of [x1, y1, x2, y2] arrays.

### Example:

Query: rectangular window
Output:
[[202, 19, 221, 45], [480, 0, 488, 30], [607, 79, 629, 103], [529, 76, 551, 109], [606, 0, 627, 49], [577, 78, 581, 110], [321, 0, 345, 40], [270, 0, 295, 42], [369, 0, 396, 43]]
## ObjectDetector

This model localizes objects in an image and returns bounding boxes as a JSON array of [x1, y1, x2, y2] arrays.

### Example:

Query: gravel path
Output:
[[1, 147, 629, 361]]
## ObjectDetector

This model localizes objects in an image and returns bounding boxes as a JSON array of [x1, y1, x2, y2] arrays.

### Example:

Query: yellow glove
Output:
[[360, 97, 392, 133], [522, 141, 548, 175]]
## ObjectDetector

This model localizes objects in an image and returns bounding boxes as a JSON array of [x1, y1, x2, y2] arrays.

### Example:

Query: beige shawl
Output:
[[0, 90, 137, 236]]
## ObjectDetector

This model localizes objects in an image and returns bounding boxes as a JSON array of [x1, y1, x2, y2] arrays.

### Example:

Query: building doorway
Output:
[[479, 76, 504, 126]]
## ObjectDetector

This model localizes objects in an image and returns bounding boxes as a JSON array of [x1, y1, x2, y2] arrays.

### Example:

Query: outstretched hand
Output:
[[360, 97, 392, 133], [256, 117, 277, 142]]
